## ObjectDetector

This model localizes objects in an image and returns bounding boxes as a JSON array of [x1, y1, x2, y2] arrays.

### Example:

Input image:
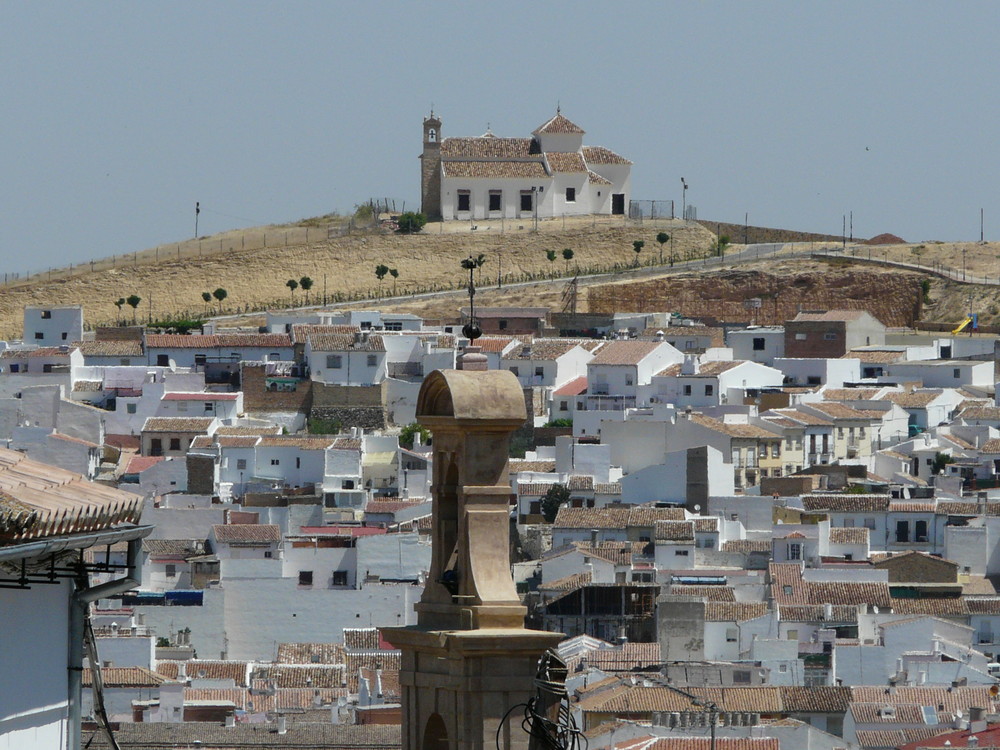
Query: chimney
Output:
[[655, 330, 665, 342], [225, 714, 236, 728], [277, 716, 287, 735], [177, 662, 187, 681], [681, 354, 698, 376], [968, 736, 979, 748]]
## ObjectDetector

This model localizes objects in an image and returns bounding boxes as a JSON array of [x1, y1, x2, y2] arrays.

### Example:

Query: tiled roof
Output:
[[343, 651, 401, 693], [145, 333, 292, 348], [578, 541, 648, 566], [275, 642, 346, 664], [957, 405, 1000, 421], [582, 145, 633, 165], [74, 340, 144, 357], [778, 604, 859, 623], [253, 664, 345, 689], [596, 483, 622, 495], [563, 642, 661, 674], [762, 408, 833, 427], [540, 571, 592, 591], [578, 684, 847, 715], [212, 524, 281, 544], [686, 413, 779, 439], [216, 425, 282, 436], [554, 506, 631, 529], [553, 376, 588, 396], [590, 340, 660, 365], [851, 685, 999, 714], [475, 336, 520, 353], [780, 685, 852, 713], [142, 417, 214, 433], [142, 539, 205, 557], [587, 170, 612, 186], [513, 338, 586, 360], [162, 392, 239, 401], [885, 390, 943, 408], [854, 728, 944, 749], [83, 666, 171, 688], [657, 360, 744, 377], [517, 483, 553, 496], [627, 506, 685, 525], [534, 113, 585, 135], [567, 475, 594, 491], [655, 520, 694, 542], [442, 160, 548, 179], [73, 380, 104, 392], [807, 581, 891, 608], [308, 332, 385, 352], [441, 136, 539, 159], [890, 597, 1000, 616], [705, 602, 769, 622], [722, 539, 772, 553], [846, 349, 907, 363], [888, 501, 936, 512], [257, 436, 336, 451], [792, 310, 870, 322], [343, 627, 384, 651], [823, 388, 881, 401], [801, 494, 891, 512], [694, 518, 719, 532], [938, 501, 1000, 516], [0, 448, 143, 543], [617, 738, 778, 750], [804, 402, 875, 420], [669, 584, 736, 601], [155, 660, 251, 686], [545, 152, 586, 172], [829, 526, 869, 544], [290, 324, 359, 344], [82, 722, 400, 748]]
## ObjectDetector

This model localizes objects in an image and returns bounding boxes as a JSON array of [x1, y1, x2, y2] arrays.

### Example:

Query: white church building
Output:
[[420, 109, 632, 222]]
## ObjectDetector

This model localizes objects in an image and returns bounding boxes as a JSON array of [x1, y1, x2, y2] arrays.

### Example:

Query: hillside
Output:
[[4, 217, 1000, 337]]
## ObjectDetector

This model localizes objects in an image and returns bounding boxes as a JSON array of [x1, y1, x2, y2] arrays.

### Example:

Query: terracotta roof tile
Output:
[[545, 152, 586, 172], [534, 113, 585, 135], [582, 145, 633, 165], [829, 526, 869, 544], [441, 136, 539, 159], [590, 340, 661, 365], [145, 333, 291, 348], [443, 160, 548, 179], [655, 519, 694, 542], [142, 417, 214, 433], [801, 494, 891, 512], [275, 642, 346, 664], [74, 340, 144, 357], [212, 524, 281, 544], [705, 602, 769, 622], [308, 332, 385, 352]]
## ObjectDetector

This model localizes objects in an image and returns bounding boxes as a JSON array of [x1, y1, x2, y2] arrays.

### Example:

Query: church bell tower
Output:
[[420, 111, 443, 221]]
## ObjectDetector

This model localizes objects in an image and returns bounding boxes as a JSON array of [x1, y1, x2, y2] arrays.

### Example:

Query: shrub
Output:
[[396, 212, 428, 234]]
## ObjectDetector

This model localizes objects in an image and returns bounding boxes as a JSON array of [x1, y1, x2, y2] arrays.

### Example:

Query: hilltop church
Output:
[[420, 109, 632, 222]]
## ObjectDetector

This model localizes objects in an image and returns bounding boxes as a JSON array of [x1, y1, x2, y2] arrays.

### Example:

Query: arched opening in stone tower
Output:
[[421, 713, 448, 750]]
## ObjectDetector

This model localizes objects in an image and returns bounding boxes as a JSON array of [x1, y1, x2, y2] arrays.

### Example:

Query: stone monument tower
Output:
[[420, 111, 443, 221], [384, 366, 562, 750]]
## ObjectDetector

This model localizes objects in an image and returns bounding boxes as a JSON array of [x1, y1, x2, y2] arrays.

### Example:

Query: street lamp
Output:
[[681, 178, 688, 221]]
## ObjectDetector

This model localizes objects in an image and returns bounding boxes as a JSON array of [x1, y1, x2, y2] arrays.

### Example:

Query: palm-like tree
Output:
[[212, 287, 227, 313], [375, 264, 389, 298], [114, 298, 125, 325], [562, 248, 574, 275], [126, 294, 141, 324], [299, 276, 313, 305], [389, 268, 399, 296]]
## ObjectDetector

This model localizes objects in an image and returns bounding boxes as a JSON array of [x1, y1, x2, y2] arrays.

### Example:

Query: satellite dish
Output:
[[872, 606, 879, 614], [693, 505, 701, 512]]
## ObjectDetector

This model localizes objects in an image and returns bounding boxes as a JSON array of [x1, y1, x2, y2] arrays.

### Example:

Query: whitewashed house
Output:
[[307, 332, 387, 386], [650, 357, 784, 409], [585, 340, 684, 411], [24, 304, 83, 345]]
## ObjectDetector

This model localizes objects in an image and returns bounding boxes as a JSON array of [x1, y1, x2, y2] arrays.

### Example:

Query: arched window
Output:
[[422, 713, 448, 750]]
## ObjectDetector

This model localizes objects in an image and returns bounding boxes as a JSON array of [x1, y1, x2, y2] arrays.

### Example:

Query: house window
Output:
[[42, 364, 53, 373], [535, 366, 543, 377], [783, 585, 793, 595], [954, 368, 961, 378], [367, 354, 377, 367], [194, 354, 207, 366], [165, 564, 176, 578], [625, 376, 634, 386], [327, 355, 342, 369], [169, 438, 181, 451], [896, 520, 909, 543], [34, 332, 43, 340], [559, 400, 568, 411], [332, 570, 349, 587], [488, 190, 501, 211], [204, 402, 214, 413], [795, 333, 807, 340], [787, 543, 802, 560], [864, 517, 876, 529], [40, 310, 51, 319], [62, 333, 68, 340], [126, 403, 137, 414], [177, 401, 188, 412], [342, 480, 355, 489], [753, 337, 766, 351], [271, 458, 280, 466], [520, 191, 533, 212], [675, 549, 689, 556], [824, 333, 837, 340], [457, 190, 471, 212], [733, 670, 751, 683], [787, 629, 799, 640], [8, 364, 18, 373], [150, 438, 163, 455], [915, 519, 928, 542], [498, 319, 508, 330], [683, 385, 692, 396], [237, 459, 247, 470], [509, 366, 519, 376], [156, 354, 169, 367], [726, 628, 738, 642], [705, 384, 714, 396], [298, 571, 313, 587], [565, 187, 576, 203], [295, 457, 301, 469]]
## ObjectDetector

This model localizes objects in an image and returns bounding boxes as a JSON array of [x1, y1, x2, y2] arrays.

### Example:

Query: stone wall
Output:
[[588, 269, 923, 327], [310, 383, 387, 430], [186, 454, 215, 496], [697, 220, 844, 244], [241, 363, 312, 413]]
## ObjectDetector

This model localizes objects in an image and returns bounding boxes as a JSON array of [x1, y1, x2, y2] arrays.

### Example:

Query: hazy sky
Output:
[[2, 2, 999, 273]]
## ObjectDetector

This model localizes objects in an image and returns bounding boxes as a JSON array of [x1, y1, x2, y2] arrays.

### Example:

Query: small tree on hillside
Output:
[[541, 483, 571, 523], [114, 298, 125, 325], [389, 268, 399, 296], [375, 264, 389, 298], [286, 278, 298, 305], [201, 291, 212, 312], [717, 234, 731, 257], [299, 276, 313, 305], [562, 248, 574, 275], [126, 295, 141, 324], [656, 231, 670, 263], [396, 211, 427, 234], [632, 239, 645, 266], [212, 287, 227, 313]]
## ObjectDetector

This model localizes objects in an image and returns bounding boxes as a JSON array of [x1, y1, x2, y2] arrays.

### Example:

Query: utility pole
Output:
[[842, 215, 846, 251], [194, 202, 200, 239], [850, 211, 853, 243], [981, 208, 985, 243], [681, 178, 688, 221]]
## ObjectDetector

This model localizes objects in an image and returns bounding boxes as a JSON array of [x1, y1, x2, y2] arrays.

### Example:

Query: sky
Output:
[[2, 1, 1000, 274]]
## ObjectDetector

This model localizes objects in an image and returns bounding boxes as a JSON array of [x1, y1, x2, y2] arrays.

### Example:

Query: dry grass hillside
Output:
[[0, 218, 714, 338], [6, 217, 1000, 337]]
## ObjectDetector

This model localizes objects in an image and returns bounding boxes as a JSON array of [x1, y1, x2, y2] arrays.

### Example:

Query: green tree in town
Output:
[[541, 483, 571, 523], [398, 422, 430, 449], [656, 231, 670, 263], [396, 211, 428, 234]]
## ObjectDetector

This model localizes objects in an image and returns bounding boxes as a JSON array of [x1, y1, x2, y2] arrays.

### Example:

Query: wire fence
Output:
[[629, 200, 675, 220]]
